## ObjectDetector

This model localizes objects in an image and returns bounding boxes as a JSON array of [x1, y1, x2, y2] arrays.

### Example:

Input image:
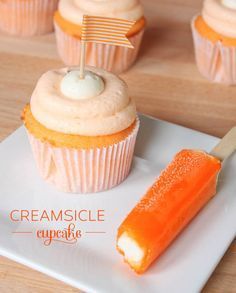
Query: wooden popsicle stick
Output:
[[210, 127, 236, 161]]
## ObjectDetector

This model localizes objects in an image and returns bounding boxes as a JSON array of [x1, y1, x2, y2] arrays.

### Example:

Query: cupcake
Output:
[[22, 66, 139, 193], [191, 0, 236, 85], [0, 0, 59, 37], [54, 0, 146, 73]]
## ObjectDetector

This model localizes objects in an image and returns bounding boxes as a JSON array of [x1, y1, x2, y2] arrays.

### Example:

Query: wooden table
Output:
[[0, 0, 235, 292]]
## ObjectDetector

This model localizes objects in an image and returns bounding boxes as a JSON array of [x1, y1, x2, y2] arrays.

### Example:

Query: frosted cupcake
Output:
[[0, 0, 59, 37], [22, 66, 139, 193], [191, 0, 236, 85], [54, 0, 146, 73]]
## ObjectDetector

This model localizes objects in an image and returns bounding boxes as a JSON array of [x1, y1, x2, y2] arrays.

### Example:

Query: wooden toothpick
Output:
[[210, 127, 236, 161], [80, 40, 86, 79]]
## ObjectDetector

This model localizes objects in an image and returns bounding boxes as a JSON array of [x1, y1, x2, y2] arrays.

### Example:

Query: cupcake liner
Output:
[[54, 20, 144, 74], [0, 0, 58, 37], [26, 119, 139, 193], [191, 15, 236, 85]]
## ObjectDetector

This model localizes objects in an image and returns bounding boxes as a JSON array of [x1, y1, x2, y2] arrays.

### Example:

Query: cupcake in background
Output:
[[54, 0, 146, 73], [22, 66, 139, 193], [0, 0, 59, 37], [191, 0, 236, 85]]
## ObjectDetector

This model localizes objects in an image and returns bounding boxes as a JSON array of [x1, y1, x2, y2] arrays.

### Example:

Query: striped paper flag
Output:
[[81, 15, 136, 49]]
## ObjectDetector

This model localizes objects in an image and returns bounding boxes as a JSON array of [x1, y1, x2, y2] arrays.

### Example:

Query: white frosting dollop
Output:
[[222, 0, 236, 9], [60, 70, 104, 100], [59, 0, 143, 25]]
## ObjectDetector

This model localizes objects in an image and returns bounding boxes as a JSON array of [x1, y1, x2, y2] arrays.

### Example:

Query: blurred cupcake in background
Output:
[[22, 66, 139, 193], [191, 0, 236, 85], [0, 0, 59, 37], [54, 0, 146, 73]]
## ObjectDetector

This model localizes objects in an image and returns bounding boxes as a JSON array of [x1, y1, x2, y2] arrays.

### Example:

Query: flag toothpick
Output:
[[79, 15, 136, 79]]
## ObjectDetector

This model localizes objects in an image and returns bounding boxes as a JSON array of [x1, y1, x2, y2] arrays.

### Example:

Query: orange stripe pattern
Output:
[[81, 15, 135, 48]]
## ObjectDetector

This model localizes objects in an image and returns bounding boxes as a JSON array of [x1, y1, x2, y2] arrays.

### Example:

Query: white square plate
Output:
[[0, 115, 236, 293]]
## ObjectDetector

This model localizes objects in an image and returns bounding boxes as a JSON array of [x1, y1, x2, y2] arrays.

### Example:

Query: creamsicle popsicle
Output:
[[117, 149, 221, 273]]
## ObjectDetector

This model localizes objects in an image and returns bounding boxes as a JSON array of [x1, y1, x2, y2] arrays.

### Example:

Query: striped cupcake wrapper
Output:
[[191, 15, 236, 85], [0, 0, 58, 37], [54, 20, 144, 74], [26, 119, 140, 194]]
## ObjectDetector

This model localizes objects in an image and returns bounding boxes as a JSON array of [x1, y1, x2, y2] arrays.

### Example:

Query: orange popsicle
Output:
[[117, 149, 221, 274]]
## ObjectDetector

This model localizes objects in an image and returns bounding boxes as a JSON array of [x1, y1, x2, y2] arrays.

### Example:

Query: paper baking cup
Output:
[[54, 21, 144, 74], [0, 0, 58, 37], [26, 120, 139, 194], [191, 15, 236, 85]]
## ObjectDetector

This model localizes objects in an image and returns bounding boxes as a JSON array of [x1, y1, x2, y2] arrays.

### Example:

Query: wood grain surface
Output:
[[0, 0, 235, 292]]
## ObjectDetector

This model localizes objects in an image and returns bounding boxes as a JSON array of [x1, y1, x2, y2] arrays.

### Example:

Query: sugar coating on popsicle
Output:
[[117, 149, 221, 274]]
